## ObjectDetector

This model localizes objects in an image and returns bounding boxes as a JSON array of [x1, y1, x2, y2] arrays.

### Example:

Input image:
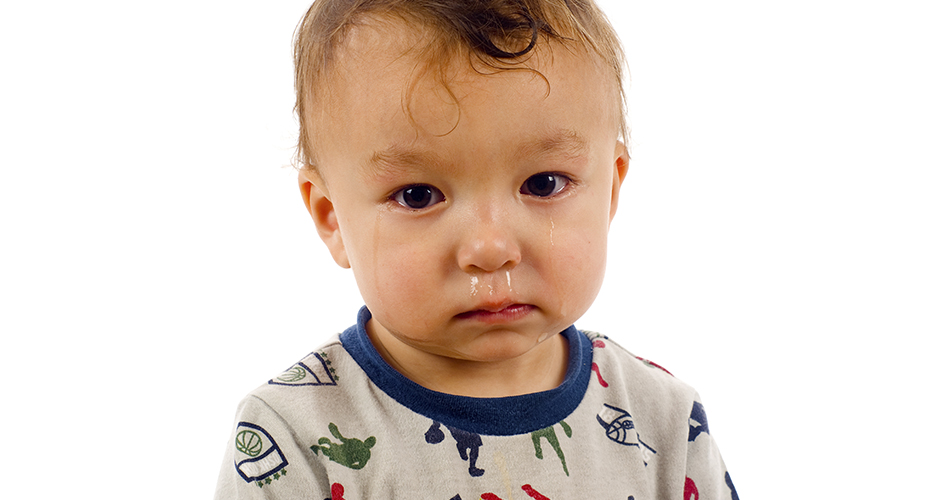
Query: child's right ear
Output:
[[298, 169, 351, 269]]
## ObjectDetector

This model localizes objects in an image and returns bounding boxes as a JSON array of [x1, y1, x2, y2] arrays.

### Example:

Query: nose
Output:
[[456, 214, 522, 273]]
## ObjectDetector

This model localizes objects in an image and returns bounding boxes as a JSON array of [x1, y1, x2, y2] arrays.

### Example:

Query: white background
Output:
[[1, 1, 946, 498]]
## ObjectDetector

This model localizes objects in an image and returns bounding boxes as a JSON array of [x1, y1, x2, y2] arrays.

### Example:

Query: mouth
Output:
[[455, 303, 535, 324]]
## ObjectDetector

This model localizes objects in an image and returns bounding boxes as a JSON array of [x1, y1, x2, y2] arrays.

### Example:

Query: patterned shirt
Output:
[[215, 307, 738, 499]]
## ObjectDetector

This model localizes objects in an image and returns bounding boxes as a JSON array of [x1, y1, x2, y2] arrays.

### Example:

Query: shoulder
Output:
[[578, 330, 732, 488], [217, 337, 357, 498], [584, 331, 676, 375], [580, 330, 700, 434], [233, 335, 361, 424], [583, 330, 693, 395]]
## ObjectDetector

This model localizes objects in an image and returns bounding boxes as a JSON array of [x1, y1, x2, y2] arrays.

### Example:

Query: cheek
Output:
[[543, 200, 612, 311], [377, 250, 433, 302], [557, 226, 609, 288], [550, 188, 611, 263], [347, 220, 446, 319]]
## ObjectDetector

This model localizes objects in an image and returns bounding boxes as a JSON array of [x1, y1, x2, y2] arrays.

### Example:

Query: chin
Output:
[[462, 330, 549, 362]]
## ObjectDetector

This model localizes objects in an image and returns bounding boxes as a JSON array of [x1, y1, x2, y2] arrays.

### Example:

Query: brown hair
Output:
[[293, 0, 626, 170]]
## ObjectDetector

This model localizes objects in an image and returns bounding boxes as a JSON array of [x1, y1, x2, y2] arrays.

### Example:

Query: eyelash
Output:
[[390, 185, 445, 210], [519, 172, 572, 198], [389, 173, 572, 210]]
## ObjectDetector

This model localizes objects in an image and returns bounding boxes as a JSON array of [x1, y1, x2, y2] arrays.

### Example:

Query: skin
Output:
[[299, 18, 628, 398]]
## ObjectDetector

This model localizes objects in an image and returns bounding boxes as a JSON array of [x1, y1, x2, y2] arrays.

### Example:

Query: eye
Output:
[[520, 173, 570, 198], [391, 184, 445, 210]]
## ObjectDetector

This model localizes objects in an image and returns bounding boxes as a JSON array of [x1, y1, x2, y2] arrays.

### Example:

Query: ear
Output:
[[298, 169, 351, 269], [609, 140, 630, 222]]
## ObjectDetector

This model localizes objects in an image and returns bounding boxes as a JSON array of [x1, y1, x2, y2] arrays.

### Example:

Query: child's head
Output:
[[294, 0, 627, 170], [295, 0, 629, 371]]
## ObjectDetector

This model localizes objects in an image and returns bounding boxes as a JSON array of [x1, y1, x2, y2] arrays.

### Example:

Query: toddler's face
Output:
[[301, 21, 627, 364]]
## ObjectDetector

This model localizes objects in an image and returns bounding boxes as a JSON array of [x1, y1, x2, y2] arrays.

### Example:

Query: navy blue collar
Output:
[[340, 306, 592, 436]]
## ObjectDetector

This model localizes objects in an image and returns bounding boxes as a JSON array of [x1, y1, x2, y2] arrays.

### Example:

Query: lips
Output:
[[455, 303, 535, 324]]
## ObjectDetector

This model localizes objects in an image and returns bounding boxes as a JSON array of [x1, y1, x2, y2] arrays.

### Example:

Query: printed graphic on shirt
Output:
[[530, 420, 572, 476], [520, 484, 551, 500], [725, 471, 740, 500], [596, 404, 657, 465], [688, 401, 710, 442], [449, 485, 550, 500], [311, 423, 376, 470], [233, 422, 289, 487], [684, 471, 738, 500], [597, 404, 635, 445], [425, 420, 485, 477], [269, 351, 338, 387], [684, 476, 699, 500], [633, 355, 674, 376], [591, 362, 609, 387], [325, 482, 346, 500], [585, 330, 607, 343]]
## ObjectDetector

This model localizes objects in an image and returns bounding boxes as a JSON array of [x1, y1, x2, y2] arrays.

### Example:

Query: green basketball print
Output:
[[236, 430, 263, 457], [276, 366, 307, 383]]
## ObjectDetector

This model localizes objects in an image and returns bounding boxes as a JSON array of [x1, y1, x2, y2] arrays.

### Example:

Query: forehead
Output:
[[308, 17, 618, 179]]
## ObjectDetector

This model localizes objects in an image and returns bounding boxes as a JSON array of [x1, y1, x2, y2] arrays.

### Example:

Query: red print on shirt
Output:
[[684, 477, 699, 500]]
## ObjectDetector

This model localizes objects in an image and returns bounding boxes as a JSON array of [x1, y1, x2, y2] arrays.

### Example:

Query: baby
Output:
[[215, 1, 737, 498]]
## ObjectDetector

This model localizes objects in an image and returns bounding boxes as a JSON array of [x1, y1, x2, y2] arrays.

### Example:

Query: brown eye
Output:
[[521, 173, 569, 197], [393, 185, 445, 209]]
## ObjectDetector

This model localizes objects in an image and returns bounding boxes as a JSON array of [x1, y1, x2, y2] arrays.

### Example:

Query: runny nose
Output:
[[456, 226, 521, 272]]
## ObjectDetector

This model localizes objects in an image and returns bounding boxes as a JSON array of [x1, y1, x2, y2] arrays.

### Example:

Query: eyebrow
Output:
[[364, 146, 442, 182], [363, 128, 590, 180], [514, 128, 590, 163]]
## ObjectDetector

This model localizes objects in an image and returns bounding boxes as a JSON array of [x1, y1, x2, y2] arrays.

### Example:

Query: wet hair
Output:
[[293, 0, 626, 170]]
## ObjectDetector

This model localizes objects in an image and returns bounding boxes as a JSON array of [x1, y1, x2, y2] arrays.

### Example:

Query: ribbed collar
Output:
[[340, 306, 592, 436]]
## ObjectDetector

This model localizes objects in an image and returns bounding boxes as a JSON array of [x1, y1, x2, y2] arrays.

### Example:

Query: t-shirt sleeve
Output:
[[683, 396, 739, 500], [214, 395, 330, 500]]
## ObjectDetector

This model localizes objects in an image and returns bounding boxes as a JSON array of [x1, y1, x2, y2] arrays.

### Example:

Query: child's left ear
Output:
[[609, 140, 630, 221]]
